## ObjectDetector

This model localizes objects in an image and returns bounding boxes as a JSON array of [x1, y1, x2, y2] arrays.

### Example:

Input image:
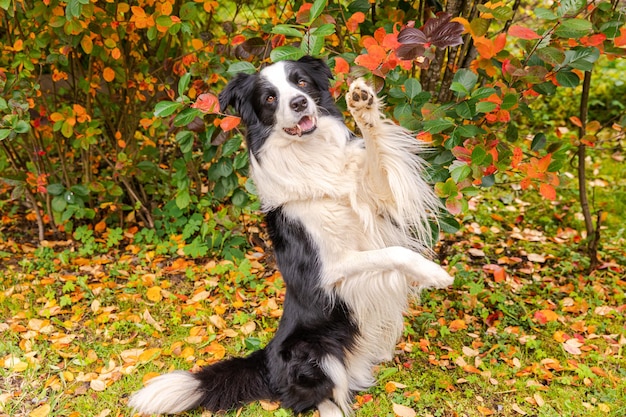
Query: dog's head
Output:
[[219, 56, 341, 156]]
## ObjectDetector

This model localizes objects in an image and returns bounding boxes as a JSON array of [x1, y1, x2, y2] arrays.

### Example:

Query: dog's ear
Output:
[[297, 56, 333, 90], [219, 73, 261, 127], [218, 73, 252, 114]]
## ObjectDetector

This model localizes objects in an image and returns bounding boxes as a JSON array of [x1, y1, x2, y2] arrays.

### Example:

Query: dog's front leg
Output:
[[326, 247, 453, 289]]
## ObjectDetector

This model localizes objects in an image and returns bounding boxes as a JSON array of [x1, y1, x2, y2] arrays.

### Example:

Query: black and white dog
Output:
[[129, 56, 453, 417]]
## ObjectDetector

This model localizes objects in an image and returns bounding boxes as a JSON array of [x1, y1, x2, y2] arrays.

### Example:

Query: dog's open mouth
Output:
[[283, 116, 317, 137]]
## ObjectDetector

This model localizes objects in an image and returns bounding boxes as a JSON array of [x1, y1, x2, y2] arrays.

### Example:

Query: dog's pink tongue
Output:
[[298, 116, 314, 134]]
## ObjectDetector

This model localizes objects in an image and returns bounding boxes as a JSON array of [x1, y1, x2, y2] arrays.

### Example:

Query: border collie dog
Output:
[[129, 56, 453, 417]]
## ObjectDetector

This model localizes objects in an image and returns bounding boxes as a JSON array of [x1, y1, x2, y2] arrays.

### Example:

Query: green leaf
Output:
[[472, 87, 497, 99], [309, 0, 327, 23], [208, 159, 233, 180], [563, 47, 599, 71], [176, 130, 194, 154], [535, 8, 557, 20], [52, 195, 67, 212], [227, 61, 257, 75], [173, 108, 202, 127], [554, 19, 593, 39], [450, 163, 471, 183], [476, 101, 498, 113], [456, 125, 482, 138], [178, 72, 191, 96], [301, 33, 324, 56], [47, 183, 65, 196], [222, 136, 242, 157], [556, 70, 580, 88], [231, 189, 249, 208], [70, 184, 89, 197], [272, 25, 304, 38], [311, 23, 335, 37], [532, 82, 557, 95], [531, 133, 547, 151], [270, 46, 305, 62], [155, 101, 183, 117], [556, 0, 586, 17], [451, 69, 478, 97], [501, 93, 518, 110], [536, 46, 565, 67], [175, 189, 191, 209], [455, 101, 476, 119], [404, 78, 422, 100], [471, 146, 488, 165], [0, 129, 11, 140], [14, 120, 30, 134], [423, 119, 455, 133]]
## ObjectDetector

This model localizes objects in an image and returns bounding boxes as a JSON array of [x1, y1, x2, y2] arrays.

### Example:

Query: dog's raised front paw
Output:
[[347, 79, 380, 128]]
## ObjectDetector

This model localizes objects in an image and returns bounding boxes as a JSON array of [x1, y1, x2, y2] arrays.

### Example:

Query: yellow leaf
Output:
[[111, 47, 121, 60], [103, 67, 115, 82], [81, 35, 93, 54], [14, 39, 24, 51], [138, 348, 162, 362], [141, 372, 160, 384], [146, 286, 163, 302], [29, 404, 51, 417], [385, 381, 397, 393]]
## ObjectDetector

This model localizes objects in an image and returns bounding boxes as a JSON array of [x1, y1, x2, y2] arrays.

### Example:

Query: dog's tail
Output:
[[128, 349, 273, 414]]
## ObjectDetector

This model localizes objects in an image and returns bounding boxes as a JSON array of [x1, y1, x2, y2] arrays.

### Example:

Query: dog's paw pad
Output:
[[347, 79, 377, 112]]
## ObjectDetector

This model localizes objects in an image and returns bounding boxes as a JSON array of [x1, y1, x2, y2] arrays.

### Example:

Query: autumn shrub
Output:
[[0, 0, 625, 264]]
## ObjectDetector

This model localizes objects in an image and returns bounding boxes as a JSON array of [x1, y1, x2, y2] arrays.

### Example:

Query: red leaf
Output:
[[191, 93, 219, 113], [508, 25, 542, 40]]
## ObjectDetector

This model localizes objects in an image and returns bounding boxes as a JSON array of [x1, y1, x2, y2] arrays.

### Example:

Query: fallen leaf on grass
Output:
[[533, 392, 545, 407], [449, 319, 467, 331], [511, 403, 527, 415], [392, 403, 416, 417], [477, 405, 494, 415], [562, 338, 583, 355], [533, 309, 558, 324], [260, 400, 279, 411], [29, 404, 51, 417]]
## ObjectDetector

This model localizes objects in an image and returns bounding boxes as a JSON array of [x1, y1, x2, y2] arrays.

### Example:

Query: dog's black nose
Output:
[[290, 96, 308, 112]]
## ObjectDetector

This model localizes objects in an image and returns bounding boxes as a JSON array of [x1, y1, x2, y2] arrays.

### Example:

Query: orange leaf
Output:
[[449, 319, 468, 332], [220, 115, 241, 131], [539, 183, 556, 200], [384, 381, 397, 393], [103, 67, 115, 82], [508, 25, 542, 40], [346, 12, 365, 33], [477, 405, 495, 415], [334, 56, 350, 74], [534, 309, 558, 324], [614, 27, 626, 48], [569, 116, 583, 128], [94, 220, 107, 233]]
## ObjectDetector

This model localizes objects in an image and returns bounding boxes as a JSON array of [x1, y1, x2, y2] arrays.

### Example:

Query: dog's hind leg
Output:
[[325, 247, 453, 289]]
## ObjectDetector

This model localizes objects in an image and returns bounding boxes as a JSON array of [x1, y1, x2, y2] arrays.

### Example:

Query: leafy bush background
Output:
[[0, 0, 625, 261]]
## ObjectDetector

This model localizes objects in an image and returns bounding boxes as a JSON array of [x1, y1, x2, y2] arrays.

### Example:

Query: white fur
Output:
[[250, 74, 453, 415], [128, 371, 203, 415]]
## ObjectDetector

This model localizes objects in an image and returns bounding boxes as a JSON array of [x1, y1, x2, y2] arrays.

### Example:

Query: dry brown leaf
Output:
[[90, 379, 106, 392], [533, 392, 545, 407], [511, 403, 527, 415], [392, 403, 416, 417], [259, 400, 280, 411]]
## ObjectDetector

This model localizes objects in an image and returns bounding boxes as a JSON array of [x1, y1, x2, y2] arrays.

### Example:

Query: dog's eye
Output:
[[266, 96, 276, 103], [297, 80, 307, 87]]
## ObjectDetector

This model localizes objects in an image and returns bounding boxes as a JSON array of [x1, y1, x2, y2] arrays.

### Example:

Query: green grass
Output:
[[1, 173, 625, 417]]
